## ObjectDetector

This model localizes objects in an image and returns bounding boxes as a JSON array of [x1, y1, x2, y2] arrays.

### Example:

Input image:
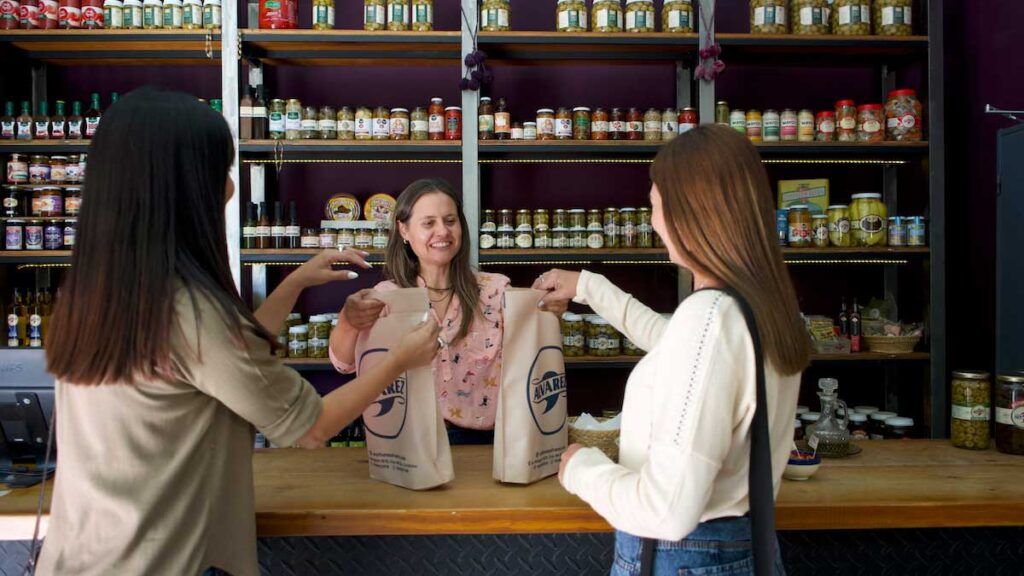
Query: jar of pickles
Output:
[[354, 106, 373, 140], [620, 207, 638, 247], [592, 0, 623, 32], [410, 107, 429, 140], [750, 0, 787, 34], [318, 106, 337, 139], [285, 99, 302, 140], [874, 0, 912, 36], [533, 209, 551, 249], [568, 208, 586, 229], [849, 193, 887, 247], [480, 0, 510, 31], [389, 108, 410, 140], [569, 226, 587, 249], [637, 207, 653, 248], [556, 0, 587, 32], [364, 0, 385, 30], [555, 107, 573, 140], [885, 89, 923, 142], [268, 99, 286, 139], [287, 325, 309, 358], [387, 0, 409, 31], [561, 312, 586, 357], [832, 0, 870, 35], [811, 215, 829, 247], [835, 99, 857, 142], [308, 315, 331, 358], [662, 0, 692, 32], [624, 0, 654, 32], [827, 204, 851, 247], [815, 111, 835, 141], [587, 317, 621, 356], [643, 108, 662, 141], [372, 106, 390, 140], [603, 207, 619, 248], [791, 0, 829, 35], [856, 104, 884, 142], [411, 0, 431, 31], [300, 105, 318, 139], [573, 107, 591, 140]]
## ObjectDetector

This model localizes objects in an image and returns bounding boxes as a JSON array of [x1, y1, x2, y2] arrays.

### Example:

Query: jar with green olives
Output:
[[587, 317, 621, 357], [387, 0, 410, 31], [791, 0, 830, 35], [750, 0, 787, 34], [832, 0, 870, 35], [557, 0, 588, 32], [318, 106, 337, 139], [951, 371, 991, 450], [308, 315, 331, 359], [592, 0, 623, 32], [874, 0, 912, 36], [625, 0, 655, 33], [336, 107, 354, 140], [411, 0, 432, 31], [481, 0, 510, 32], [364, 0, 385, 30], [638, 207, 654, 248], [561, 313, 586, 357], [662, 0, 693, 33], [288, 325, 309, 359]]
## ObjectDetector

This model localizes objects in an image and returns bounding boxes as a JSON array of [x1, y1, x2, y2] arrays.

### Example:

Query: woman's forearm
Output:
[[254, 275, 303, 335]]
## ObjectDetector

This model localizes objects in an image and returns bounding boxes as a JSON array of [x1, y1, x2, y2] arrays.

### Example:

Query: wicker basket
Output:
[[568, 417, 620, 462], [864, 335, 921, 354]]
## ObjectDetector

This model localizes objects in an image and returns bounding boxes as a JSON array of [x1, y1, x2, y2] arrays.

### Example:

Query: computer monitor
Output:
[[0, 348, 56, 488]]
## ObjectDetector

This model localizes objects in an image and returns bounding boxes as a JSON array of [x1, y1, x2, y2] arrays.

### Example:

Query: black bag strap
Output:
[[638, 289, 776, 576]]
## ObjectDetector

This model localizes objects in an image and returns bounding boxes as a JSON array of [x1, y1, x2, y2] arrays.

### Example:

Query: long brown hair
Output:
[[46, 88, 276, 385], [384, 178, 480, 344], [651, 125, 810, 375]]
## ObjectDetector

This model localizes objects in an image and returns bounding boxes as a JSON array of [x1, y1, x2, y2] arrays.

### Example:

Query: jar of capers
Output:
[[832, 0, 870, 35], [874, 0, 912, 36], [592, 0, 623, 32], [557, 0, 588, 32], [662, 0, 693, 33], [481, 0, 510, 32], [951, 371, 991, 450], [791, 0, 830, 35], [750, 0, 788, 34], [364, 0, 385, 30], [411, 0, 432, 31], [625, 0, 655, 33]]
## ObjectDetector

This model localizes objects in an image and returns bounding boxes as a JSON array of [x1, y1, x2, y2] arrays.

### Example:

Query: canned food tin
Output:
[[776, 209, 789, 246]]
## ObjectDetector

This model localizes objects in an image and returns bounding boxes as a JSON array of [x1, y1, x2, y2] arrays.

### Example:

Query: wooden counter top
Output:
[[2, 440, 1023, 540]]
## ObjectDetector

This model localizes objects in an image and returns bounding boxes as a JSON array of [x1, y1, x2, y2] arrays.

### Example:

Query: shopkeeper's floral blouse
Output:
[[330, 272, 510, 430]]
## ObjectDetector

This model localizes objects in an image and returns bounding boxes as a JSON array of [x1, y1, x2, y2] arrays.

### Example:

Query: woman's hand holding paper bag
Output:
[[532, 269, 581, 315]]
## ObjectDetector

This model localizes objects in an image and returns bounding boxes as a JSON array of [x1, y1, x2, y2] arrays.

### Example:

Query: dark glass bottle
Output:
[[253, 85, 268, 140], [1, 101, 16, 140], [849, 300, 862, 353], [271, 201, 286, 249], [256, 202, 271, 249], [837, 298, 849, 337], [286, 201, 300, 249], [84, 93, 102, 138], [34, 101, 50, 140], [67, 101, 84, 140], [51, 100, 67, 139], [242, 202, 257, 249]]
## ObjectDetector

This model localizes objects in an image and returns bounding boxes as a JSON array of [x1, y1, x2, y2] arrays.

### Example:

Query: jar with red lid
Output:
[[626, 107, 643, 141], [885, 88, 922, 142], [856, 104, 884, 143], [815, 111, 835, 142], [834, 99, 857, 142], [0, 0, 19, 29], [59, 0, 82, 26], [609, 107, 625, 140], [18, 0, 41, 27], [80, 0, 102, 27], [259, 0, 296, 28], [444, 106, 461, 140]]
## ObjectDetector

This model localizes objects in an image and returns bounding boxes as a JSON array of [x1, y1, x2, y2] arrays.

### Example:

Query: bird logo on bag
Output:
[[527, 346, 567, 435], [359, 348, 409, 439]]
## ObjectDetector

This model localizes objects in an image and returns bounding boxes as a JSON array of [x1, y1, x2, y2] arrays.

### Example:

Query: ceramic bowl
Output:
[[783, 449, 822, 481]]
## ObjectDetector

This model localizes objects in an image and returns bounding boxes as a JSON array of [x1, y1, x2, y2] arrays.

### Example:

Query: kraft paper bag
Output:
[[357, 288, 454, 490], [493, 288, 568, 484]]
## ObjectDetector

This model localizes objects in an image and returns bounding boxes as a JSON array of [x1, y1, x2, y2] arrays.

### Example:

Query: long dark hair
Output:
[[650, 125, 810, 375], [384, 178, 480, 344], [46, 88, 275, 385]]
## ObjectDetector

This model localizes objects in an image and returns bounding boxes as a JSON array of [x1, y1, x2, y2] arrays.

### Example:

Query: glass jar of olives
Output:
[[951, 371, 991, 450]]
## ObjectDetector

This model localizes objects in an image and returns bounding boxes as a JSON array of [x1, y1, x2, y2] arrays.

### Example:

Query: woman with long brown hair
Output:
[[534, 125, 808, 575], [36, 88, 440, 576], [329, 178, 510, 443]]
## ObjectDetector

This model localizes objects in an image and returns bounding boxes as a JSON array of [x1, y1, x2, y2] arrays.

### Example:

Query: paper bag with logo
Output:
[[357, 288, 454, 490], [493, 288, 568, 484]]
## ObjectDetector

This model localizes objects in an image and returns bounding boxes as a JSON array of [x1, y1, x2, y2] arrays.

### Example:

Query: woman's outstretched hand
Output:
[[532, 269, 581, 316]]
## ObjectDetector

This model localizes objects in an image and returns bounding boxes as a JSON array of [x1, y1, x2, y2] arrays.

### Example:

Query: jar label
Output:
[[255, 225, 271, 236], [882, 6, 911, 26], [478, 114, 494, 132], [318, 118, 337, 131], [390, 117, 410, 136], [365, 5, 385, 25], [339, 234, 355, 247], [754, 6, 784, 26], [839, 117, 857, 130], [558, 9, 585, 30], [355, 117, 371, 136], [662, 120, 678, 134], [952, 404, 990, 422], [483, 8, 508, 28], [863, 119, 881, 133], [300, 236, 319, 248], [388, 4, 407, 25], [300, 118, 318, 131], [668, 9, 689, 29], [995, 407, 1024, 429], [626, 9, 653, 30], [586, 233, 604, 249], [5, 226, 21, 250], [269, 113, 285, 132], [479, 233, 496, 250], [563, 334, 585, 348], [338, 118, 354, 133], [313, 4, 333, 26], [373, 118, 390, 137], [411, 119, 428, 133], [587, 336, 620, 351], [799, 6, 826, 26], [414, 4, 430, 23], [838, 4, 869, 25], [901, 115, 916, 129], [285, 112, 302, 131], [288, 340, 307, 352], [515, 233, 533, 249], [555, 118, 573, 137], [428, 114, 444, 133], [596, 8, 619, 29]]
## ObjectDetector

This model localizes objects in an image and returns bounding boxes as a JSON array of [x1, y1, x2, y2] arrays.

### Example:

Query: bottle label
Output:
[[7, 314, 19, 347], [17, 121, 32, 139], [242, 225, 256, 238], [1, 120, 14, 138], [285, 225, 301, 237], [34, 121, 49, 138], [50, 120, 66, 138], [255, 225, 271, 237], [240, 105, 253, 118], [271, 225, 286, 238], [952, 404, 989, 422], [68, 119, 83, 139], [85, 117, 100, 137]]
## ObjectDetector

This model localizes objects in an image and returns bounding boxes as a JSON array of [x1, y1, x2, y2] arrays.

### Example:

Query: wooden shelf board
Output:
[[240, 29, 460, 65], [0, 29, 221, 64]]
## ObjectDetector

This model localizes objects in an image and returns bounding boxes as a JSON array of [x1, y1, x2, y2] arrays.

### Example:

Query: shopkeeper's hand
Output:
[[342, 289, 386, 330], [288, 248, 371, 289], [558, 443, 584, 484], [392, 320, 443, 370], [532, 269, 581, 316]]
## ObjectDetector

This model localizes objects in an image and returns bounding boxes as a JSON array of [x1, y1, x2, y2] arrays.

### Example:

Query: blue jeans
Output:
[[610, 516, 786, 576]]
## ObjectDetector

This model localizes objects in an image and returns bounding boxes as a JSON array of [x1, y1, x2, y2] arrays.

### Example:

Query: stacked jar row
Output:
[[264, 98, 461, 141], [480, 99, 699, 142], [780, 201, 927, 249], [751, 0, 914, 36], [279, 312, 338, 359], [0, 0, 222, 29], [561, 313, 646, 358], [480, 207, 662, 250], [5, 218, 77, 251]]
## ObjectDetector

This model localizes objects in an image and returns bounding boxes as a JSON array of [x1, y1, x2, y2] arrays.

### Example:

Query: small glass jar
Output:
[[65, 154, 83, 183], [793, 419, 804, 442], [609, 108, 626, 140], [798, 109, 815, 141], [43, 219, 62, 250], [553, 209, 569, 230], [510, 122, 524, 140], [874, 0, 912, 36], [386, 0, 409, 31], [372, 222, 389, 250], [318, 106, 337, 139], [572, 107, 591, 140], [780, 109, 798, 141], [478, 97, 495, 141], [533, 209, 551, 249], [336, 107, 354, 140], [626, 108, 643, 140], [643, 108, 662, 141], [887, 216, 907, 246], [620, 207, 638, 248], [907, 216, 927, 247], [592, 0, 623, 32], [479, 209, 497, 250], [622, 337, 643, 356], [37, 187, 63, 217], [268, 99, 287, 140], [637, 207, 653, 248], [49, 156, 68, 183], [24, 220, 44, 251], [307, 315, 330, 359], [496, 225, 515, 249], [551, 227, 569, 249], [411, 0, 432, 31], [885, 89, 923, 142], [787, 204, 812, 247], [745, 109, 763, 143], [354, 106, 373, 140], [29, 156, 50, 183], [662, 0, 693, 32], [856, 104, 884, 142], [498, 208, 515, 228], [624, 0, 654, 33], [162, 0, 183, 29], [569, 226, 587, 249], [815, 111, 836, 142], [884, 417, 914, 440], [480, 0, 510, 32], [951, 371, 991, 450], [337, 227, 355, 249], [568, 208, 587, 229], [587, 317, 621, 356], [835, 99, 857, 142], [300, 105, 318, 140], [586, 220, 604, 250], [812, 215, 829, 247], [288, 325, 309, 358], [791, 0, 829, 35], [285, 99, 303, 140], [832, 0, 870, 35], [372, 106, 391, 141], [849, 412, 869, 441], [555, 107, 573, 140], [354, 224, 373, 250], [515, 209, 534, 249], [536, 109, 556, 140], [750, 0, 788, 34], [827, 204, 851, 247], [319, 228, 338, 249], [523, 122, 538, 140], [300, 227, 319, 248], [868, 411, 897, 440], [603, 207, 619, 248], [410, 107, 429, 140], [182, 0, 203, 28], [556, 0, 587, 32], [590, 108, 610, 140], [561, 312, 586, 357], [64, 186, 82, 216], [389, 108, 410, 140], [662, 107, 679, 140], [995, 372, 1024, 455]]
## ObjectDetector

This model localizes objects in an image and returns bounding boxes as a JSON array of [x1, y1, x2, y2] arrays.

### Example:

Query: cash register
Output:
[[0, 348, 56, 488]]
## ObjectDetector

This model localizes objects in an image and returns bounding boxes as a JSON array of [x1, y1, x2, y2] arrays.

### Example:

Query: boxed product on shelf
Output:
[[778, 178, 830, 216]]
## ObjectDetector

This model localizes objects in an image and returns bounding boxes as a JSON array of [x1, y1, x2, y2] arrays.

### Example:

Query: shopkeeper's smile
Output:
[[401, 192, 463, 265]]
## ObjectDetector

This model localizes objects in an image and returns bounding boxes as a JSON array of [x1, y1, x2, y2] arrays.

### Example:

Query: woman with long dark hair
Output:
[[36, 88, 440, 576], [534, 126, 808, 574], [329, 178, 509, 443]]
